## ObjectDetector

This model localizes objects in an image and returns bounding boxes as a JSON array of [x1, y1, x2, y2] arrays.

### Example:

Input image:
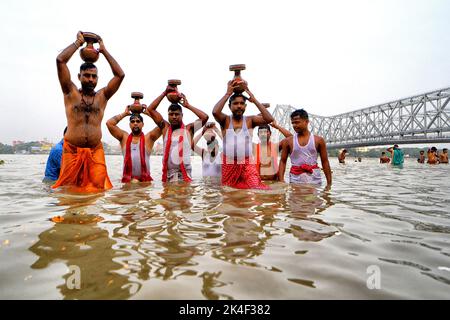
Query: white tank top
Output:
[[122, 140, 151, 177], [289, 132, 322, 184], [202, 151, 222, 177], [223, 116, 253, 161], [163, 127, 192, 171]]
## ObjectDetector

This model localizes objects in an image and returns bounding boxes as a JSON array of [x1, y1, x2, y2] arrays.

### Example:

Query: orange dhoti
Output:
[[52, 140, 112, 193]]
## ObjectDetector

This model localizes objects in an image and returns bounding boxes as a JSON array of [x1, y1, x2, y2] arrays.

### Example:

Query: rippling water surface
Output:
[[0, 154, 449, 299]]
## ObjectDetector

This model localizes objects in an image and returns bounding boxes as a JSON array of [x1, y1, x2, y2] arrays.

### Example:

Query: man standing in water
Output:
[[379, 151, 391, 164], [147, 87, 208, 182], [338, 149, 348, 164], [212, 80, 274, 189], [427, 147, 438, 164], [387, 144, 404, 166], [417, 150, 425, 163], [106, 107, 161, 183], [439, 148, 448, 164], [254, 122, 292, 180], [278, 109, 332, 188], [192, 122, 223, 179], [53, 31, 125, 192]]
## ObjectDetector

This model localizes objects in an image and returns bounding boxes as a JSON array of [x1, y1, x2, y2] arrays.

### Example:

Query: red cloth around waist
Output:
[[290, 163, 319, 175]]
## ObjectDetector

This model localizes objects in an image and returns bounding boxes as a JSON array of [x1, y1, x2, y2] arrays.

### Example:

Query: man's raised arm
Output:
[[246, 88, 274, 127], [213, 80, 237, 128], [147, 89, 169, 130], [181, 94, 209, 135], [106, 106, 130, 142], [99, 37, 125, 100], [56, 31, 84, 95]]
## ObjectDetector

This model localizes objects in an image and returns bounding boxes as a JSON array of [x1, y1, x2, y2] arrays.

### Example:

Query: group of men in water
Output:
[[337, 146, 448, 165], [45, 32, 332, 193]]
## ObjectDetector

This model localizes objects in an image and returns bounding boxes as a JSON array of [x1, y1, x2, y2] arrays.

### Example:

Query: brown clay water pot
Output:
[[229, 64, 247, 94], [79, 32, 100, 63], [129, 92, 144, 113], [166, 79, 182, 104]]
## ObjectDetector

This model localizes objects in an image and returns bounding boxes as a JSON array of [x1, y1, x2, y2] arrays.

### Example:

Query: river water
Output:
[[0, 154, 449, 299]]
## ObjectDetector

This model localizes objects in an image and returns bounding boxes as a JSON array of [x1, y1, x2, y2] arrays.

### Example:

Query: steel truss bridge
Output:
[[272, 87, 450, 149]]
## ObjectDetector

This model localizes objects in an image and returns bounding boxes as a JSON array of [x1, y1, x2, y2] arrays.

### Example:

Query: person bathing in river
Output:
[[254, 122, 292, 181], [106, 107, 161, 183], [212, 80, 274, 189], [53, 31, 125, 192], [192, 122, 222, 179], [147, 86, 208, 182], [278, 109, 332, 188], [380, 151, 390, 164]]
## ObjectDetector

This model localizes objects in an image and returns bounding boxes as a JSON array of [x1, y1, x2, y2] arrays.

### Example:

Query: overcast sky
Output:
[[0, 0, 449, 145]]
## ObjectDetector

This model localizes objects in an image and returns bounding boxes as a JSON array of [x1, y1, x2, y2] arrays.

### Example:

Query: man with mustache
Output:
[[53, 31, 125, 192], [147, 87, 209, 182], [213, 80, 274, 189], [106, 107, 161, 183]]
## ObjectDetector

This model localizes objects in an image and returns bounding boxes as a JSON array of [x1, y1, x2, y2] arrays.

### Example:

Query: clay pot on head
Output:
[[79, 32, 100, 63], [229, 64, 247, 94], [129, 92, 144, 113], [167, 79, 182, 104]]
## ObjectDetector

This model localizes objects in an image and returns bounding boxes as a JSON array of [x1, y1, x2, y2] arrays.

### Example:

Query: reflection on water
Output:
[[0, 155, 449, 299]]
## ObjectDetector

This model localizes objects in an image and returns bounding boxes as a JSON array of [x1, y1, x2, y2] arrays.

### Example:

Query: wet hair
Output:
[[381, 152, 385, 155], [290, 109, 309, 120], [343, 149, 347, 153], [444, 148, 448, 152], [258, 124, 271, 132], [420, 150, 424, 154], [228, 93, 248, 105], [130, 113, 143, 122], [80, 62, 97, 72], [168, 103, 182, 112], [431, 146, 437, 152], [63, 127, 67, 135]]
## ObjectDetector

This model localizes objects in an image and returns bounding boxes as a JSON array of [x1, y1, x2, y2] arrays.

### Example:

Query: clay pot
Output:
[[229, 64, 247, 93], [129, 92, 144, 113], [167, 79, 182, 103], [79, 32, 100, 63]]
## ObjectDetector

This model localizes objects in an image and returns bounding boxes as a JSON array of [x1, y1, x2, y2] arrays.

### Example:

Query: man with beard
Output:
[[147, 86, 208, 182], [53, 31, 125, 192], [278, 109, 332, 188], [212, 80, 274, 189], [106, 107, 161, 183]]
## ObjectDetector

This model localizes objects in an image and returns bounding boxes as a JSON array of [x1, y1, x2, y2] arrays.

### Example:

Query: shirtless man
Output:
[[427, 147, 438, 164], [53, 31, 125, 192], [106, 107, 161, 183], [379, 151, 391, 164], [254, 121, 292, 180], [213, 80, 274, 189], [338, 149, 348, 164], [278, 109, 332, 188], [417, 150, 425, 163], [439, 148, 448, 164]]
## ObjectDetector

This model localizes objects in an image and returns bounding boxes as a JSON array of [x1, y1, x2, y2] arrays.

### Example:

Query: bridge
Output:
[[272, 87, 450, 149]]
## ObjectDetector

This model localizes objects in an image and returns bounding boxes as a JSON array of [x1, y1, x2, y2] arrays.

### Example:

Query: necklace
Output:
[[79, 89, 95, 109]]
